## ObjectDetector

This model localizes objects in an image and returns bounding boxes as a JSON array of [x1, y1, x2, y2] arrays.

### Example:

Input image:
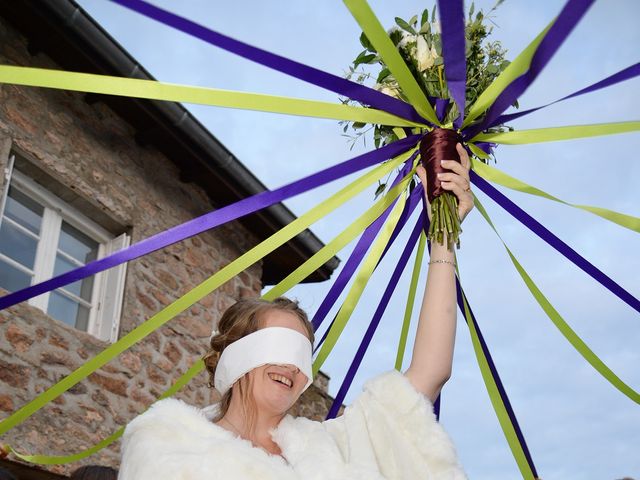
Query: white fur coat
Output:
[[118, 371, 466, 479]]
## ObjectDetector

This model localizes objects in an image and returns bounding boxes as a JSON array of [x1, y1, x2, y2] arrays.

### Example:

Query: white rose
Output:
[[376, 83, 401, 99], [417, 35, 434, 71], [381, 86, 401, 98], [387, 26, 400, 36], [397, 31, 415, 50]]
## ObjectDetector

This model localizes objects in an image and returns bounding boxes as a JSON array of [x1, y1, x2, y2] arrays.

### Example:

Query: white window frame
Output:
[[0, 167, 129, 342]]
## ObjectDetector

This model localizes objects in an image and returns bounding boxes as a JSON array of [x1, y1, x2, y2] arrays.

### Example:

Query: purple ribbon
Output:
[[326, 213, 424, 419], [494, 62, 640, 125], [470, 171, 640, 314], [474, 141, 496, 156], [437, 0, 466, 128], [456, 281, 539, 478], [324, 206, 538, 478], [312, 153, 417, 331], [108, 0, 428, 125], [0, 136, 419, 311], [314, 184, 422, 350], [463, 0, 595, 138], [429, 97, 451, 123]]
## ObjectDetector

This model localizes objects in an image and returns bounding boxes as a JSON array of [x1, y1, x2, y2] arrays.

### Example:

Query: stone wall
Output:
[[0, 13, 282, 476]]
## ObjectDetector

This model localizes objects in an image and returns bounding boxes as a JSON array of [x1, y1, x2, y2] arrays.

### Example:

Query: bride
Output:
[[118, 144, 473, 480]]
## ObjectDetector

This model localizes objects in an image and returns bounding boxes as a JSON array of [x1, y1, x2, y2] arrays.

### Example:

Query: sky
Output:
[[73, 1, 640, 479]]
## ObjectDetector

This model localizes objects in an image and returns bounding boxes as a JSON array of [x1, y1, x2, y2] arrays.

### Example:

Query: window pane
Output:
[[58, 221, 98, 263], [48, 291, 90, 330], [5, 187, 43, 234], [0, 221, 39, 268], [0, 258, 32, 292], [53, 255, 94, 300]]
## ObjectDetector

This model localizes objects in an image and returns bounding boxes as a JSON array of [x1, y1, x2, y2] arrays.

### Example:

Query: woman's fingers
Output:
[[439, 181, 466, 200], [441, 180, 474, 221], [456, 142, 471, 170], [418, 142, 474, 223], [437, 171, 470, 191], [440, 159, 468, 179]]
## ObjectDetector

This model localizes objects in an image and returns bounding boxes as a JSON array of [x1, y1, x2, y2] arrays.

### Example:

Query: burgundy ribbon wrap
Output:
[[419, 128, 462, 203]]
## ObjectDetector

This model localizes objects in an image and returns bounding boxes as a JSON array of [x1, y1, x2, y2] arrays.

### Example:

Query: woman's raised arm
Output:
[[404, 143, 474, 403]]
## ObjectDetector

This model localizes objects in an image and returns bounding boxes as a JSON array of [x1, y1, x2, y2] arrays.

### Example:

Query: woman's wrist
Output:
[[428, 239, 456, 265]]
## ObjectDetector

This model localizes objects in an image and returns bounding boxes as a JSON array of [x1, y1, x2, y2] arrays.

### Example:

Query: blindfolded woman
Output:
[[118, 144, 474, 480]]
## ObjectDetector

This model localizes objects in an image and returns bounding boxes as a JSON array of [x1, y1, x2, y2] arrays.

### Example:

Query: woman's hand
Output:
[[415, 143, 474, 222]]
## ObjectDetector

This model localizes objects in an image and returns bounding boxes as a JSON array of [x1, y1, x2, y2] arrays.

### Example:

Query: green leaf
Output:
[[409, 15, 418, 27], [419, 22, 431, 34], [431, 5, 437, 23], [353, 51, 376, 67], [434, 56, 444, 66], [354, 49, 368, 62], [469, 2, 475, 19], [374, 183, 387, 200], [421, 8, 429, 26], [376, 68, 391, 83], [359, 32, 376, 53], [395, 17, 417, 34], [352, 122, 366, 129]]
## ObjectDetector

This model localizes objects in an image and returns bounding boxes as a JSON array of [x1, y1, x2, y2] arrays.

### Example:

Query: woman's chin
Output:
[[259, 390, 299, 415]]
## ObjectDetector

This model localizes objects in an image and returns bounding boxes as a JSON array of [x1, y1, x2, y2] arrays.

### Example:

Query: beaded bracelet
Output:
[[428, 259, 456, 267]]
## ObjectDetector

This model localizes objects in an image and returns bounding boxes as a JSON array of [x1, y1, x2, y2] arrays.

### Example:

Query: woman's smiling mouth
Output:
[[267, 372, 293, 388]]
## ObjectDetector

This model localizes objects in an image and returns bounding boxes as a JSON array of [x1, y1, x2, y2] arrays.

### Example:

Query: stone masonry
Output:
[[0, 14, 336, 477]]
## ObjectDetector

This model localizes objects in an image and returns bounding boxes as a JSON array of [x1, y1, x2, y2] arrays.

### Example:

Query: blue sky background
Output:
[[75, 1, 640, 478]]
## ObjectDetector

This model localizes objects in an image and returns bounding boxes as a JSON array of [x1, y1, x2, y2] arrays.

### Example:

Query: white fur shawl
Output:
[[118, 371, 466, 480]]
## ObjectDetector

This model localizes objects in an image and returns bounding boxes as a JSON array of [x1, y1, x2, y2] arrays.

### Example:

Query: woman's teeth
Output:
[[268, 373, 292, 388]]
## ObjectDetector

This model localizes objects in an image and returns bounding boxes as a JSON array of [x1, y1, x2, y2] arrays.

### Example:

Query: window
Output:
[[0, 155, 129, 342]]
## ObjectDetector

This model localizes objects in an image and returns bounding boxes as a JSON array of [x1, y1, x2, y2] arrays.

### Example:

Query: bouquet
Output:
[[342, 2, 515, 249]]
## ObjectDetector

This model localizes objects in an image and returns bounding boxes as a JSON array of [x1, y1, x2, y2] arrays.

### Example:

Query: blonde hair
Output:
[[203, 297, 314, 430]]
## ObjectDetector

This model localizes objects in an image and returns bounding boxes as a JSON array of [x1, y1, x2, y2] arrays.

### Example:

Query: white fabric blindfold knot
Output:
[[214, 327, 313, 395]]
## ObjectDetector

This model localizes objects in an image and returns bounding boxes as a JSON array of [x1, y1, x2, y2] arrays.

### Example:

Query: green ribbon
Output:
[[474, 197, 640, 405], [0, 65, 424, 128], [343, 0, 440, 125], [395, 231, 426, 371], [471, 158, 640, 233], [463, 20, 554, 128], [458, 284, 536, 480], [473, 121, 640, 144], [313, 173, 413, 374]]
